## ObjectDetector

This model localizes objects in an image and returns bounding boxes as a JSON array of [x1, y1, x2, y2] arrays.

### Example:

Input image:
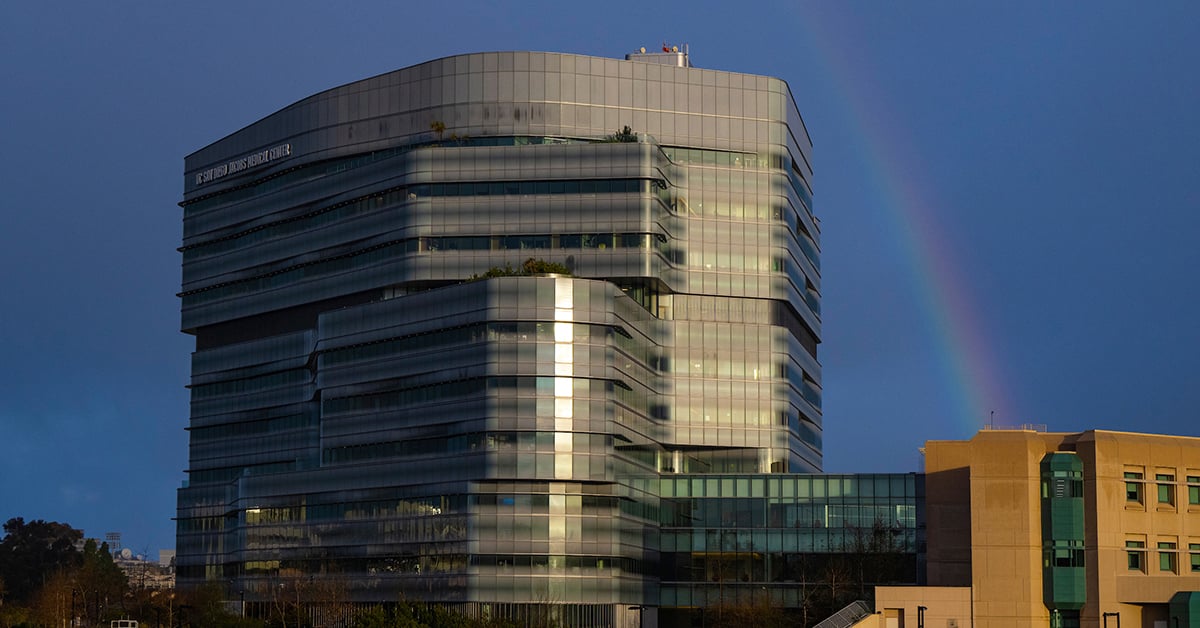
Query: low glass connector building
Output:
[[176, 50, 822, 625], [658, 473, 925, 626]]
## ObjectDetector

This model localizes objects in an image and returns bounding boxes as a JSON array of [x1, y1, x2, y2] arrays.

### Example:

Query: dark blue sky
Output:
[[2, 1, 1197, 553]]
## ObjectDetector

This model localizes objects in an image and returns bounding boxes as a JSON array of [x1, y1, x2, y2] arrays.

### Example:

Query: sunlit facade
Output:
[[875, 428, 1200, 628], [176, 50, 821, 625]]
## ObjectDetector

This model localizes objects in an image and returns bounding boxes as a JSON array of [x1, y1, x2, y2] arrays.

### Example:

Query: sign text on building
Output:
[[195, 143, 292, 186]]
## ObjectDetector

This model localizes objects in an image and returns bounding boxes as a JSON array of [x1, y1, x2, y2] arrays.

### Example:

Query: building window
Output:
[[1187, 475, 1200, 506], [1127, 540, 1146, 571], [1044, 543, 1085, 568], [1159, 542, 1178, 574], [1125, 472, 1144, 503], [1157, 473, 1175, 506], [1190, 543, 1200, 572]]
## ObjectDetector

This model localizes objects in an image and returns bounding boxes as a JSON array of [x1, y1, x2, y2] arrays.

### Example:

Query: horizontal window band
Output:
[[322, 375, 632, 416], [183, 177, 670, 259], [179, 232, 669, 305], [322, 430, 617, 465], [183, 134, 674, 215]]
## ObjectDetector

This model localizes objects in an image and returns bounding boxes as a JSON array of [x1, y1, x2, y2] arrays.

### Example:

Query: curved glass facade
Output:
[[177, 51, 822, 624]]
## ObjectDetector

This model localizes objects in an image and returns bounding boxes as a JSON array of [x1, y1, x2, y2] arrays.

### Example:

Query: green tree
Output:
[[179, 582, 264, 628], [125, 587, 190, 628], [469, 258, 571, 281], [520, 258, 570, 275], [601, 125, 637, 143], [0, 518, 83, 605], [29, 569, 75, 628], [73, 539, 130, 623], [350, 601, 521, 628], [706, 599, 789, 628], [0, 601, 31, 628]]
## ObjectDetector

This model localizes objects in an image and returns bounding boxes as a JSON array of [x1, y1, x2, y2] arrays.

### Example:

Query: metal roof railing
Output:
[[812, 600, 873, 628]]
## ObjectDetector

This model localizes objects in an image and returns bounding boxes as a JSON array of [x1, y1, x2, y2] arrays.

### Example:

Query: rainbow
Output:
[[785, 7, 1014, 434]]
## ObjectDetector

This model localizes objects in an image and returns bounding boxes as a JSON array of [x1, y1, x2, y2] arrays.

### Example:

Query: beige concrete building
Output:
[[873, 428, 1200, 628], [866, 586, 971, 628]]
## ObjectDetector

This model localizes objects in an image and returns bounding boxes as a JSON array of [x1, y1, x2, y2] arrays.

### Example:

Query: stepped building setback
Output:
[[177, 49, 824, 625]]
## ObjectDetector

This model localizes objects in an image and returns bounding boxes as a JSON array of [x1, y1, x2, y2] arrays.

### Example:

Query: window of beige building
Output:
[[1156, 472, 1176, 506], [1126, 471, 1144, 504], [1158, 540, 1178, 574], [1187, 474, 1200, 506], [1127, 540, 1146, 572], [1190, 543, 1200, 572]]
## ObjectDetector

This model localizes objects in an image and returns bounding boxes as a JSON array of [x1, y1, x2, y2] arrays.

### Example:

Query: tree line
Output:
[[1, 516, 912, 627], [0, 517, 136, 627], [0, 517, 521, 627]]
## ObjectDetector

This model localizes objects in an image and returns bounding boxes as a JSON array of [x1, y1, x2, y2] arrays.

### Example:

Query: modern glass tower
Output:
[[177, 49, 821, 624]]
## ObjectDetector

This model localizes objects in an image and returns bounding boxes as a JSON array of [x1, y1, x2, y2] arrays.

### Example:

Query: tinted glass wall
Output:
[[178, 51, 821, 625]]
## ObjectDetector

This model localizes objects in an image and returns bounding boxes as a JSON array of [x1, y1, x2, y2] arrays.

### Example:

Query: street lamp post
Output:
[[279, 583, 287, 628]]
